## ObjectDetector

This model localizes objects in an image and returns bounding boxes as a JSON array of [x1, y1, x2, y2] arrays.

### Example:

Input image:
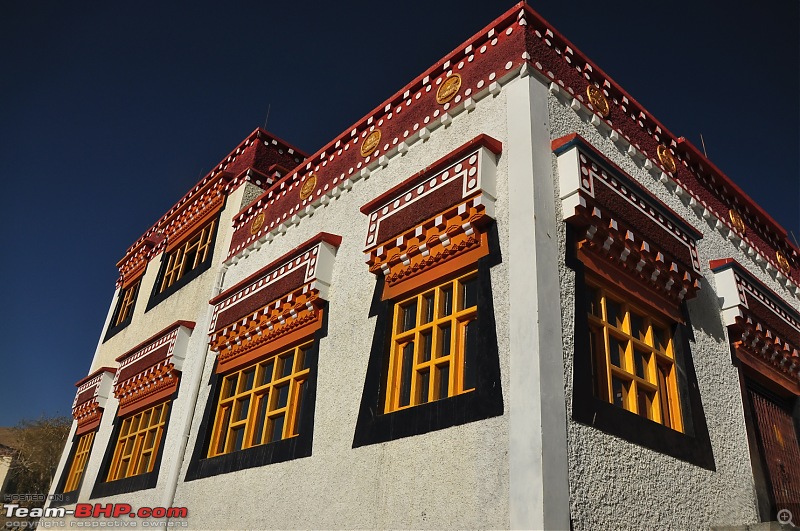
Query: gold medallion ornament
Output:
[[360, 130, 381, 158], [250, 212, 265, 235], [585, 85, 610, 117], [436, 74, 462, 105], [776, 251, 791, 275], [300, 174, 317, 200], [728, 209, 746, 235], [657, 145, 678, 173]]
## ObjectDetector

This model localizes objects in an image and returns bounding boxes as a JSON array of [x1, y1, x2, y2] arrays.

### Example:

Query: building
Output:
[[46, 2, 800, 529]]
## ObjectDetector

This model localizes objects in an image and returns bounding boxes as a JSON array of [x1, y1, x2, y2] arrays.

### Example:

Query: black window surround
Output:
[[566, 225, 715, 470], [50, 431, 93, 507], [183, 306, 327, 481], [145, 215, 221, 313], [103, 277, 143, 342], [352, 223, 504, 448], [90, 393, 176, 499]]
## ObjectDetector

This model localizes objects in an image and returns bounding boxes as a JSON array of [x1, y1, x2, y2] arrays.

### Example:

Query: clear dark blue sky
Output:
[[1, 2, 797, 425]]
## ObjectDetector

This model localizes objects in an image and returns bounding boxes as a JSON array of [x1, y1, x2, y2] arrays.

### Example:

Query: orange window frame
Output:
[[385, 270, 478, 413], [208, 342, 312, 457], [585, 280, 684, 432], [64, 431, 95, 492], [106, 402, 169, 481]]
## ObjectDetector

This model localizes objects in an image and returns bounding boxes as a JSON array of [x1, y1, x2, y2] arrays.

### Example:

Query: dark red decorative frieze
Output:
[[209, 232, 341, 374], [114, 129, 306, 285], [223, 3, 796, 293], [711, 258, 800, 394], [72, 367, 116, 436], [360, 135, 500, 300], [112, 321, 195, 416], [520, 4, 798, 287], [226, 13, 525, 259]]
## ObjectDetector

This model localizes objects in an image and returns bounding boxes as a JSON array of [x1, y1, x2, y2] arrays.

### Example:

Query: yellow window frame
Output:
[[64, 431, 95, 492], [385, 270, 478, 413], [208, 342, 312, 458], [585, 281, 684, 432], [106, 402, 169, 481], [159, 220, 216, 293]]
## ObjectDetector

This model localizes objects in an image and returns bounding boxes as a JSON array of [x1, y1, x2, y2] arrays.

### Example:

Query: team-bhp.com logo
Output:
[[4, 503, 188, 528]]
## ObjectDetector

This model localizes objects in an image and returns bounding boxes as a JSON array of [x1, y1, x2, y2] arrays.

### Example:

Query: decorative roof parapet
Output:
[[711, 258, 800, 394], [222, 3, 797, 296], [521, 3, 798, 289], [112, 320, 195, 416], [225, 10, 524, 260], [72, 367, 116, 436], [209, 232, 341, 374], [114, 128, 306, 285]]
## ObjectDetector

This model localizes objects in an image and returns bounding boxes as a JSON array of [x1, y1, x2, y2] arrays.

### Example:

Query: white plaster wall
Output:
[[173, 90, 512, 530], [547, 85, 792, 529]]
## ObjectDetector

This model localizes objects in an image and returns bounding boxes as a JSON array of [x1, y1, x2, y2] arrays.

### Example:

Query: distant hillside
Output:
[[0, 427, 20, 453]]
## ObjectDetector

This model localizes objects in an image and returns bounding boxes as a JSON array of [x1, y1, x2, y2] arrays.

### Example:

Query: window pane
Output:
[[296, 348, 307, 371], [251, 395, 268, 446], [657, 365, 672, 429], [291, 381, 306, 437], [241, 369, 256, 392], [280, 353, 295, 378], [268, 414, 285, 443], [422, 293, 435, 324], [137, 453, 151, 475], [634, 349, 650, 380], [259, 360, 275, 386], [461, 276, 478, 310], [609, 335, 626, 369], [144, 430, 156, 451], [235, 397, 250, 422], [215, 407, 231, 455], [606, 298, 623, 329], [436, 363, 450, 400], [638, 390, 654, 419], [653, 326, 668, 352], [441, 286, 453, 317], [420, 330, 433, 362], [140, 410, 151, 429], [611, 377, 629, 410], [630, 312, 645, 341], [588, 327, 601, 398], [417, 368, 430, 404], [275, 384, 290, 410], [401, 301, 418, 332], [438, 323, 452, 358], [231, 426, 245, 452], [399, 343, 414, 407], [463, 319, 478, 391], [223, 374, 238, 399], [184, 247, 198, 273]]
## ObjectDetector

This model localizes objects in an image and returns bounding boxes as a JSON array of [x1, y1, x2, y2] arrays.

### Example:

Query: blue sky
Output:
[[1, 1, 797, 425]]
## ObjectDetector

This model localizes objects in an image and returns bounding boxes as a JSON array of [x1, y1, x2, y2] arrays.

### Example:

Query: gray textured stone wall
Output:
[[548, 88, 794, 529]]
